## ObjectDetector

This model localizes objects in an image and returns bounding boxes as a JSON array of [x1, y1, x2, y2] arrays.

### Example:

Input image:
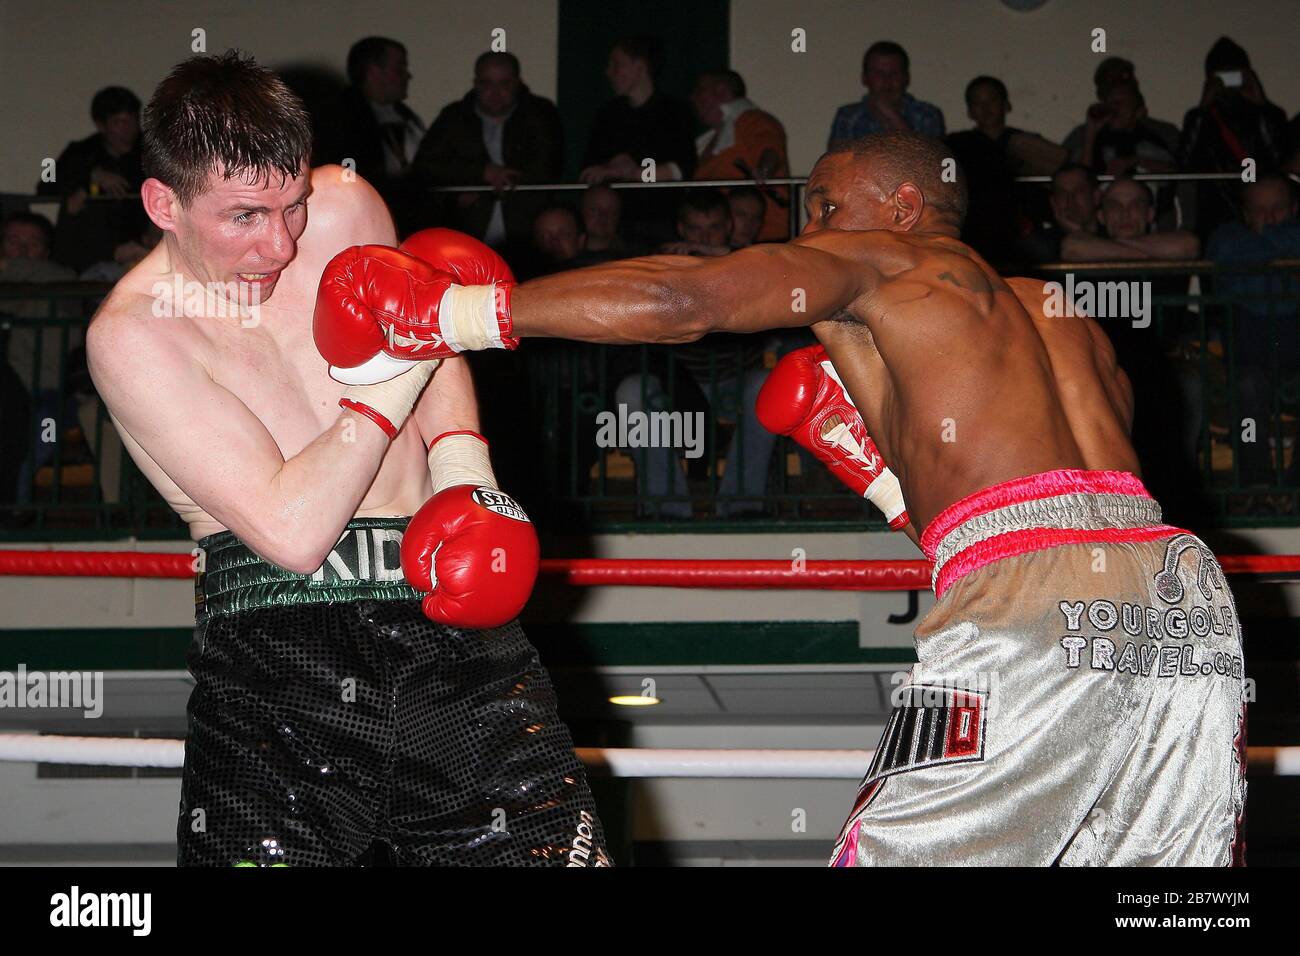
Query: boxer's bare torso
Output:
[[810, 233, 1138, 531], [88, 166, 434, 544]]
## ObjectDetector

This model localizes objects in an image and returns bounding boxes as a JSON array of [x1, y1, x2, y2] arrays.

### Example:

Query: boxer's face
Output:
[[802, 153, 896, 234], [170, 161, 310, 302]]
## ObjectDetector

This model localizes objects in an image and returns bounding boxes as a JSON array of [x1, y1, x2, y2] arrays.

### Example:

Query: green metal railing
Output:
[[1, 262, 1297, 541]]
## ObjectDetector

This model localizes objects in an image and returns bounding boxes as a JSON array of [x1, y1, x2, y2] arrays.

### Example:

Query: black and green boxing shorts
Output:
[[177, 517, 611, 867]]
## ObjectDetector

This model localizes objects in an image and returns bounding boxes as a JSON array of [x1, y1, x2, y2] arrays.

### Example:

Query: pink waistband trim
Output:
[[920, 469, 1152, 561], [932, 524, 1185, 599]]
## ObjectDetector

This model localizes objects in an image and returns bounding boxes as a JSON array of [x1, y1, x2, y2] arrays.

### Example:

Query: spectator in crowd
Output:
[[313, 37, 425, 234], [0, 213, 80, 506], [1076, 82, 1180, 226], [618, 190, 777, 517], [1061, 177, 1199, 261], [828, 41, 943, 146], [579, 185, 637, 260], [726, 186, 767, 249], [581, 35, 696, 245], [1207, 173, 1300, 487], [690, 70, 790, 241], [531, 205, 585, 271], [1058, 177, 1200, 518], [1063, 58, 1180, 162], [78, 221, 162, 281], [412, 51, 562, 255], [1179, 36, 1291, 241], [1020, 162, 1100, 263], [659, 188, 737, 256], [945, 76, 1062, 263], [35, 86, 147, 274]]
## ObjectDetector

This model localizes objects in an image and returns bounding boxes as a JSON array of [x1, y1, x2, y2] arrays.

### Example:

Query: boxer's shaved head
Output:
[[828, 132, 967, 225], [143, 50, 312, 207]]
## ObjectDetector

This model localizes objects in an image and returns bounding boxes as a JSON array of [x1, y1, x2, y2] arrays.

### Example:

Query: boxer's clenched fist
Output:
[[401, 430, 539, 630], [314, 228, 518, 387], [757, 345, 909, 529]]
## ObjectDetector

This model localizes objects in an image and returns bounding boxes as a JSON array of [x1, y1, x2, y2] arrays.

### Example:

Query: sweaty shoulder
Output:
[[790, 228, 917, 273], [280, 166, 398, 297]]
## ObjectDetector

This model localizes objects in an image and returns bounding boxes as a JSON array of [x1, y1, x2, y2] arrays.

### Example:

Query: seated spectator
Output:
[[79, 221, 162, 282], [0, 213, 80, 505], [1077, 82, 1179, 227], [35, 86, 146, 273], [313, 37, 426, 235], [828, 41, 943, 147], [412, 51, 562, 254], [658, 189, 735, 257], [1019, 162, 1100, 263], [1207, 174, 1300, 487], [1063, 58, 1180, 164], [530, 205, 585, 273], [1060, 177, 1200, 518], [619, 191, 777, 517], [579, 185, 639, 260], [580, 36, 696, 245], [690, 70, 790, 241], [1179, 37, 1292, 241], [1061, 177, 1199, 261], [946, 76, 1063, 264], [726, 186, 767, 249]]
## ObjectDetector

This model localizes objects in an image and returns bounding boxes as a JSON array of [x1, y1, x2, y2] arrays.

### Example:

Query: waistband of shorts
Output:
[[195, 517, 421, 621], [920, 469, 1185, 600]]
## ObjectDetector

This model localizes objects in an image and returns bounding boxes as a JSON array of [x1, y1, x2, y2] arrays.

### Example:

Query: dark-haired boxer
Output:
[[325, 130, 1247, 866], [87, 51, 608, 867]]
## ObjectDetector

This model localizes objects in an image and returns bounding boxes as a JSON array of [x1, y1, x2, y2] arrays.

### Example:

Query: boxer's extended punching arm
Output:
[[510, 231, 880, 344]]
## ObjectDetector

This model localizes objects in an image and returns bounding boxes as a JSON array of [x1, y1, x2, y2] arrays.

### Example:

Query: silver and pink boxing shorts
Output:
[[831, 469, 1248, 866]]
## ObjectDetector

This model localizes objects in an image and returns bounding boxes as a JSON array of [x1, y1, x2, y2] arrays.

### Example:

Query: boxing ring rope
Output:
[[0, 548, 1296, 776], [1, 550, 1299, 587], [0, 734, 1295, 777]]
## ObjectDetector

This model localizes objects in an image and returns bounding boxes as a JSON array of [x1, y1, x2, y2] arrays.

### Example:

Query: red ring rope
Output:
[[0, 550, 1297, 589]]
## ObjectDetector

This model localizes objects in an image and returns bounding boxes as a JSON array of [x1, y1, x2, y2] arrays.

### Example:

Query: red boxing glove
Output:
[[314, 229, 518, 387], [401, 485, 540, 630], [757, 345, 909, 529]]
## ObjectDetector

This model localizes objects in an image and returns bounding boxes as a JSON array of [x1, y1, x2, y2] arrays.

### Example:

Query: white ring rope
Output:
[[0, 735, 1297, 777]]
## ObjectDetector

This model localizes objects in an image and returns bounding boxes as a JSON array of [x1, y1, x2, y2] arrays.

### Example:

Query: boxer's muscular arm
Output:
[[88, 309, 392, 573], [510, 231, 880, 344]]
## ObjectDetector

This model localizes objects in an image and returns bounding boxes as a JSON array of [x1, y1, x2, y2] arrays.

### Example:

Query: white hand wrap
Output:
[[438, 284, 508, 352], [427, 431, 499, 496], [340, 360, 438, 438]]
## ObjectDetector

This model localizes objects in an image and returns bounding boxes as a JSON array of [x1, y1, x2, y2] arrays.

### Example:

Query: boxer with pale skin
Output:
[[87, 51, 609, 868], [352, 130, 1245, 866]]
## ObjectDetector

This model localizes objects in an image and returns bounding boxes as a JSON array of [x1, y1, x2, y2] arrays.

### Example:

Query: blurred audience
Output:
[[726, 186, 767, 249], [1020, 162, 1100, 263], [1062, 177, 1199, 261], [313, 37, 425, 234], [581, 35, 696, 245], [413, 51, 562, 254], [690, 70, 790, 241], [35, 86, 146, 273], [620, 190, 777, 516], [0, 212, 81, 505], [1180, 37, 1292, 241], [829, 41, 944, 146], [1207, 173, 1300, 487], [579, 185, 639, 261]]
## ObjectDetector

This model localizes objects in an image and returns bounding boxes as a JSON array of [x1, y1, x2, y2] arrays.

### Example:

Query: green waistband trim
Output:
[[195, 517, 420, 620]]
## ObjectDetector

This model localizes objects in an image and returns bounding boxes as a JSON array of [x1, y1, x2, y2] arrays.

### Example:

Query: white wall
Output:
[[731, 0, 1300, 175], [0, 0, 558, 194]]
